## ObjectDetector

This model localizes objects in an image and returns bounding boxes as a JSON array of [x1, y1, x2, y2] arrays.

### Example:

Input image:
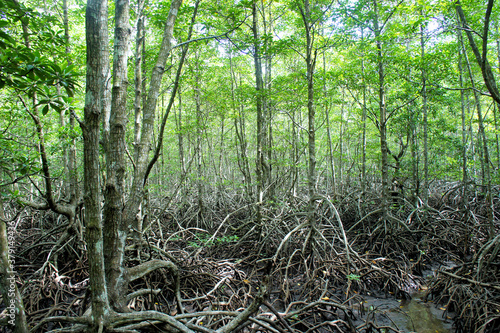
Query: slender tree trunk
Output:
[[262, 1, 273, 199], [323, 51, 336, 196], [194, 52, 204, 218], [102, 0, 131, 312], [373, 0, 389, 224], [420, 21, 429, 203], [457, 25, 469, 203], [339, 95, 345, 193], [410, 104, 419, 204], [298, 0, 318, 251], [291, 106, 299, 197], [217, 113, 225, 207], [83, 0, 111, 325], [133, 0, 145, 162], [252, 1, 265, 230], [361, 29, 367, 194], [123, 0, 182, 242], [459, 24, 495, 239], [231, 56, 253, 200]]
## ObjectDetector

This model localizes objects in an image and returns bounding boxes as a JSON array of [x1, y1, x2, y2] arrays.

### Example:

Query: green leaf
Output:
[[42, 104, 49, 115], [64, 86, 74, 98]]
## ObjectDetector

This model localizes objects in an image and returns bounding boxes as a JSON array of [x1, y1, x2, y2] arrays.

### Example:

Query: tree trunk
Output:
[[101, 0, 183, 312], [459, 21, 495, 239], [103, 0, 131, 312], [133, 0, 145, 162], [360, 28, 367, 195], [194, 51, 204, 218], [230, 52, 253, 201], [420, 21, 429, 203], [323, 50, 336, 196], [83, 0, 111, 325], [299, 0, 318, 252], [372, 0, 389, 224], [457, 23, 469, 203], [252, 0, 265, 230]]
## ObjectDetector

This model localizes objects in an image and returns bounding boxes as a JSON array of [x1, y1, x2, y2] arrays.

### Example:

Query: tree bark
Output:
[[101, 0, 183, 312], [133, 0, 145, 163], [103, 0, 132, 312], [372, 0, 389, 223], [230, 51, 253, 201], [252, 0, 265, 230], [458, 18, 495, 239], [193, 50, 204, 218], [297, 0, 318, 252], [323, 50, 336, 196], [360, 28, 367, 195], [124, 0, 182, 239], [457, 22, 469, 203], [83, 0, 111, 325], [420, 20, 429, 203]]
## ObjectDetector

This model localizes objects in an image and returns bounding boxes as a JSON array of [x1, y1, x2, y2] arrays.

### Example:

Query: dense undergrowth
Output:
[[1, 181, 499, 332]]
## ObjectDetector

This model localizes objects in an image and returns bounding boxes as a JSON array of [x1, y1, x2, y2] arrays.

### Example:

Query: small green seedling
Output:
[[347, 273, 361, 281]]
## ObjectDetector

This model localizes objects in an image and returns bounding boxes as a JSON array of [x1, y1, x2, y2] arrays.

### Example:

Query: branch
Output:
[[144, 0, 199, 184], [439, 269, 500, 291], [172, 19, 247, 51], [19, 96, 75, 218], [456, 1, 500, 104]]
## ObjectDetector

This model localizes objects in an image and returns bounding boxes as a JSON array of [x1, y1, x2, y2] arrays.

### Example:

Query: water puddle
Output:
[[400, 291, 451, 332], [355, 290, 453, 332]]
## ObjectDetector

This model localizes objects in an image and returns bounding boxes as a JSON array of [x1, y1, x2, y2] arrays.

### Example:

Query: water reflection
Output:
[[402, 291, 450, 333]]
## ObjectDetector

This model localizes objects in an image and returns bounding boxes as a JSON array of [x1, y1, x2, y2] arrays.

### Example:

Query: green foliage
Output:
[[187, 233, 239, 249], [347, 273, 361, 281], [0, 0, 81, 102]]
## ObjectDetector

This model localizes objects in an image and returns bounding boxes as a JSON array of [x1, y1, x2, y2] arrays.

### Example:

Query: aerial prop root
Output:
[[32, 262, 271, 333]]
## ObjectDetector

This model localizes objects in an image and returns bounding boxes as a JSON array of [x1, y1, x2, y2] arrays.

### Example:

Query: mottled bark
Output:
[[83, 0, 111, 325], [133, 0, 145, 163], [103, 0, 131, 312]]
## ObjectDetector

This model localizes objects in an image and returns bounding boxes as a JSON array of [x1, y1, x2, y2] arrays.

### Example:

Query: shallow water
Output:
[[401, 291, 451, 333], [357, 290, 453, 332]]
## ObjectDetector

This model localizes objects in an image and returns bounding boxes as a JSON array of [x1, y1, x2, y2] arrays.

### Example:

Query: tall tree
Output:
[[83, 0, 111, 326]]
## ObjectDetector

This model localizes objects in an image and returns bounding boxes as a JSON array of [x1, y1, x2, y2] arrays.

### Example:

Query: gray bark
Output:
[[103, 0, 131, 312], [83, 0, 111, 325]]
